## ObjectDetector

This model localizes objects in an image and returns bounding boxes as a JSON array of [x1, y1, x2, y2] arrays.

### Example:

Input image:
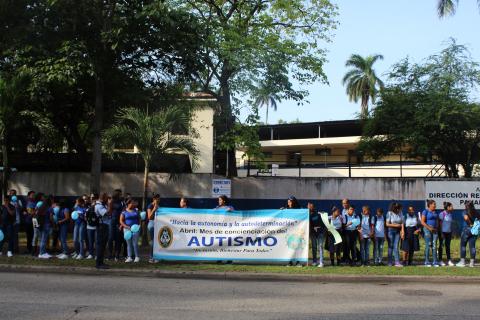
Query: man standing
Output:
[[93, 193, 110, 269], [23, 191, 36, 254], [340, 198, 350, 263]]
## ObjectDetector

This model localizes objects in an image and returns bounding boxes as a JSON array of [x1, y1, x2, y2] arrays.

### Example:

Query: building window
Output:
[[289, 151, 301, 160], [263, 152, 272, 158], [315, 148, 331, 156]]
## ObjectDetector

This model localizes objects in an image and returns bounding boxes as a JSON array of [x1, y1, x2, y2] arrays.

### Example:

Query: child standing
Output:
[[373, 208, 386, 265], [343, 205, 359, 266], [401, 206, 420, 266], [359, 206, 374, 266], [386, 202, 405, 267], [328, 206, 343, 266], [308, 202, 326, 267], [438, 202, 454, 266]]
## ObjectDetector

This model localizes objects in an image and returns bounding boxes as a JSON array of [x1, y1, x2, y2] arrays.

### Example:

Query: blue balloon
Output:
[[36, 201, 43, 208], [0, 229, 4, 242], [124, 230, 132, 241], [71, 211, 79, 220], [11, 195, 17, 202], [131, 224, 140, 233], [140, 211, 146, 221], [53, 207, 60, 215]]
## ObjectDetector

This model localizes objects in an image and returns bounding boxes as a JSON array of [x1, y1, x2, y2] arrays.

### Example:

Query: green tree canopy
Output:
[[359, 40, 480, 178]]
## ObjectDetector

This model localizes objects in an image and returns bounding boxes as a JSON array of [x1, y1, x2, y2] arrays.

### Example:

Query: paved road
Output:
[[0, 272, 479, 320]]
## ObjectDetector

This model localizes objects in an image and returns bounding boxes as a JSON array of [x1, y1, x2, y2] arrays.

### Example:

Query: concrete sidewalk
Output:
[[1, 263, 480, 284]]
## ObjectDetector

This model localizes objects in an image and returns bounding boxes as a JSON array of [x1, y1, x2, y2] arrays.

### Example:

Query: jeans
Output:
[[438, 232, 452, 261], [126, 229, 140, 258], [87, 228, 96, 256], [310, 232, 325, 264], [58, 223, 68, 254], [460, 228, 477, 259], [32, 227, 40, 247], [13, 224, 19, 253], [374, 237, 385, 263], [39, 225, 51, 255], [388, 229, 401, 264], [360, 237, 371, 264], [73, 223, 86, 256], [423, 228, 438, 265], [109, 218, 121, 257], [148, 220, 155, 258]]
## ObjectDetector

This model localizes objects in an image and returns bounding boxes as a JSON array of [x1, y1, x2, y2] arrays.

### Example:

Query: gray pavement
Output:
[[0, 271, 479, 320]]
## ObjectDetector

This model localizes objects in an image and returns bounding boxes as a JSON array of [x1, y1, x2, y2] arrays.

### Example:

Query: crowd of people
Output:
[[303, 197, 480, 268], [1, 189, 479, 269]]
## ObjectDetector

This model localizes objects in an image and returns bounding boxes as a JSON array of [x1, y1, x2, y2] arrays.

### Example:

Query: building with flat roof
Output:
[[237, 120, 445, 178]]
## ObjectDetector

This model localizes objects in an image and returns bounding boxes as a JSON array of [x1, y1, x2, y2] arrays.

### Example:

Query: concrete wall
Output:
[[190, 105, 214, 174]]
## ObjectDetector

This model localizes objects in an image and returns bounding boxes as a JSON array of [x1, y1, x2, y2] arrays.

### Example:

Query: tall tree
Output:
[[437, 0, 480, 17], [177, 0, 338, 176], [359, 40, 480, 177], [103, 106, 198, 209], [254, 85, 280, 125], [342, 54, 384, 117]]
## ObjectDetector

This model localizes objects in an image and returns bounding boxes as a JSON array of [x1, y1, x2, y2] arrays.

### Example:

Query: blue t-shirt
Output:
[[344, 213, 359, 231], [374, 215, 385, 238], [439, 210, 453, 233], [74, 206, 86, 225], [330, 215, 343, 230], [111, 200, 125, 220], [122, 210, 139, 227], [422, 209, 438, 228], [360, 214, 372, 238]]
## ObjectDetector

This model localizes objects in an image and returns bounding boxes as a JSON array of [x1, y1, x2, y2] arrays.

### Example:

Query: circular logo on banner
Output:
[[158, 226, 173, 249]]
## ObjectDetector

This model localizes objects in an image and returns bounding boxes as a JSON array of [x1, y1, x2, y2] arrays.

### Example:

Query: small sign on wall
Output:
[[211, 179, 231, 198], [426, 180, 480, 209]]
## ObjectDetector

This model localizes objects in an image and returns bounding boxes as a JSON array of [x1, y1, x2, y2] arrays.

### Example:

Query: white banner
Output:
[[153, 208, 309, 263], [426, 180, 480, 209]]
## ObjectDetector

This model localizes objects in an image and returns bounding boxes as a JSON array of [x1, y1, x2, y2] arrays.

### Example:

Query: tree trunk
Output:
[[265, 104, 269, 125], [90, 75, 104, 193], [1, 131, 8, 202], [141, 160, 149, 247]]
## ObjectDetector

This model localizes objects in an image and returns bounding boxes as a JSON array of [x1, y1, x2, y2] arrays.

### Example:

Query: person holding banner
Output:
[[120, 199, 141, 263], [328, 206, 343, 266], [179, 197, 189, 209], [308, 202, 326, 267], [457, 201, 479, 268], [215, 195, 234, 211], [421, 200, 440, 267], [386, 202, 404, 267], [147, 194, 160, 263]]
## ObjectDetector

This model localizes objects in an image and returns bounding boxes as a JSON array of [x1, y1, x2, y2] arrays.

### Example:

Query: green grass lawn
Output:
[[1, 231, 479, 277]]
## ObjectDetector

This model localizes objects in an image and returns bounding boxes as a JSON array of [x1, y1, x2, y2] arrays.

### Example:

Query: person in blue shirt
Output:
[[457, 201, 479, 268], [37, 194, 53, 259], [340, 199, 350, 264], [0, 196, 16, 257], [308, 202, 326, 267], [373, 208, 386, 265], [359, 206, 374, 266], [438, 202, 455, 267], [401, 205, 421, 266], [328, 206, 343, 266], [343, 205, 359, 266], [72, 197, 87, 259], [55, 199, 70, 259], [147, 193, 161, 263], [23, 191, 36, 255], [421, 199, 440, 267], [120, 199, 141, 263], [386, 202, 404, 267]]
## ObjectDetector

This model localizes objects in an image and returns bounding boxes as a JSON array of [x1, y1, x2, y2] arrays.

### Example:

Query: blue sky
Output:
[[252, 0, 480, 124]]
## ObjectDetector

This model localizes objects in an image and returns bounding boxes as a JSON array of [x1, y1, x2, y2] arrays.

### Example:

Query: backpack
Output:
[[86, 205, 98, 227]]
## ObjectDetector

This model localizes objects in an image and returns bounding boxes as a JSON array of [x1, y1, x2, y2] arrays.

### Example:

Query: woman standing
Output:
[[37, 195, 53, 259], [421, 200, 439, 267], [401, 205, 420, 266], [120, 199, 141, 263], [72, 197, 87, 259], [386, 202, 404, 267], [328, 206, 343, 266], [308, 202, 326, 267], [0, 196, 16, 257], [147, 194, 160, 263], [438, 202, 455, 266], [55, 200, 70, 259], [457, 201, 479, 267]]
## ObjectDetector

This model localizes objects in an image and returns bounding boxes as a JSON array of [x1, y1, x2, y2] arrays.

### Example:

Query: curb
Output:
[[1, 264, 480, 284]]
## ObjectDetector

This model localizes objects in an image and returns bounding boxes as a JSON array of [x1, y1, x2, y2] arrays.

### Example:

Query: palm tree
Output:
[[437, 0, 480, 17], [103, 106, 199, 210], [342, 54, 384, 117], [254, 86, 280, 125]]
